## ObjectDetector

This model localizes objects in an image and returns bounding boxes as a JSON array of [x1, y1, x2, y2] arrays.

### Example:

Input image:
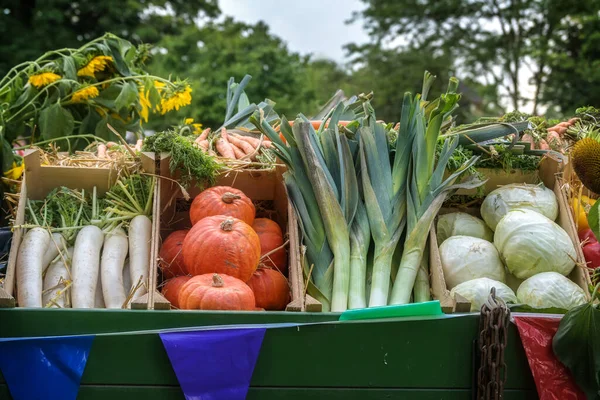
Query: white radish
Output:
[[129, 215, 152, 301], [101, 228, 129, 308], [71, 225, 104, 308], [17, 228, 51, 307], [42, 233, 67, 273], [43, 247, 74, 308]]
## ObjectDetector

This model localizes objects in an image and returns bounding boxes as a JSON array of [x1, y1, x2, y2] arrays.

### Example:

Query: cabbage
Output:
[[439, 236, 506, 289], [450, 278, 517, 312], [494, 209, 576, 279], [436, 212, 493, 245], [480, 184, 558, 231], [517, 272, 587, 310]]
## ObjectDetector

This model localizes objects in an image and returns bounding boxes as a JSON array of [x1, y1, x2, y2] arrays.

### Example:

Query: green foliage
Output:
[[0, 0, 219, 78], [142, 127, 220, 188], [147, 18, 314, 129], [350, 0, 600, 116]]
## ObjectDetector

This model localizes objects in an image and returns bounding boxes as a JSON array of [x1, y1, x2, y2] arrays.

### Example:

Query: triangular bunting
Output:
[[160, 328, 266, 400], [0, 335, 94, 400]]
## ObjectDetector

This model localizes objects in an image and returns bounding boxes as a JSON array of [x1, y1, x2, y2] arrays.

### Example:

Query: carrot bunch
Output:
[[520, 118, 578, 152], [194, 127, 272, 161]]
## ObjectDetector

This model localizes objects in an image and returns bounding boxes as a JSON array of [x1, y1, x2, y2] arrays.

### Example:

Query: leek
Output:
[[389, 73, 483, 305]]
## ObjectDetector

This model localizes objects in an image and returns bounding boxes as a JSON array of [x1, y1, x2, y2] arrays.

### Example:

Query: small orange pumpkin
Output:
[[178, 273, 256, 311], [246, 268, 290, 310], [183, 216, 260, 282], [189, 186, 255, 226], [161, 275, 192, 309], [159, 230, 189, 278], [252, 218, 287, 274]]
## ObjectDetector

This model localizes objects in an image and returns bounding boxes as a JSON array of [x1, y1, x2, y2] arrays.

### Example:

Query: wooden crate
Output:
[[0, 149, 159, 309], [430, 158, 592, 313], [152, 153, 315, 311]]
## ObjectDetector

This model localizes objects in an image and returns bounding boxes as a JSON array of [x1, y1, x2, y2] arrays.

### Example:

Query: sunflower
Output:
[[28, 72, 61, 88], [185, 118, 194, 124], [4, 162, 24, 181], [72, 86, 100, 103], [193, 123, 203, 134], [77, 56, 114, 77], [161, 85, 192, 114]]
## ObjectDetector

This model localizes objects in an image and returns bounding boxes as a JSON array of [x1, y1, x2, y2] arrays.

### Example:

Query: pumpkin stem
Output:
[[212, 274, 225, 287], [220, 218, 235, 231], [221, 192, 241, 204]]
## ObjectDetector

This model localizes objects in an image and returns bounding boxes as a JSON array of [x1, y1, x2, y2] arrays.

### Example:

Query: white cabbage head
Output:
[[450, 278, 517, 312], [436, 212, 493, 245], [494, 209, 576, 279], [439, 236, 506, 289], [516, 272, 587, 310], [480, 184, 558, 231]]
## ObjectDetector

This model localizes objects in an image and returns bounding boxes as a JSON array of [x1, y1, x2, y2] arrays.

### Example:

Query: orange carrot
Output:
[[231, 144, 245, 159], [215, 135, 236, 159], [568, 118, 579, 125], [198, 128, 210, 141], [106, 141, 118, 148], [227, 134, 255, 155], [135, 139, 143, 152], [208, 150, 217, 157], [233, 134, 261, 148], [97, 144, 107, 158], [538, 139, 550, 150], [197, 140, 209, 151]]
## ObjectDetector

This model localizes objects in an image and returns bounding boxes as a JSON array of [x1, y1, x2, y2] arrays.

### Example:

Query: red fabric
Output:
[[513, 316, 585, 400]]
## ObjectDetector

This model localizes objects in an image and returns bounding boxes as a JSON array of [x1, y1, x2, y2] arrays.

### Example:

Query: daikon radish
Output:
[[42, 233, 67, 273], [71, 225, 104, 308], [101, 228, 129, 308], [43, 247, 74, 308], [17, 228, 51, 307], [129, 215, 152, 300]]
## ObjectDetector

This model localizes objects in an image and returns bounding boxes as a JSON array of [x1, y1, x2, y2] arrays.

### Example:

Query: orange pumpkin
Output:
[[252, 218, 287, 274], [189, 186, 255, 226], [183, 216, 260, 282], [246, 268, 290, 310], [178, 273, 256, 310], [161, 275, 192, 309], [159, 230, 189, 278]]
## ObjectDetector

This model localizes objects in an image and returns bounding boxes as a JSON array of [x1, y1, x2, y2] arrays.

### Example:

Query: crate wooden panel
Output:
[[430, 158, 592, 313], [153, 152, 316, 312], [0, 149, 159, 309]]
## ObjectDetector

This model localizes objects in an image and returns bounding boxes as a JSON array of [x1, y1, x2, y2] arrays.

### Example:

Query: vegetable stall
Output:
[[0, 35, 598, 400]]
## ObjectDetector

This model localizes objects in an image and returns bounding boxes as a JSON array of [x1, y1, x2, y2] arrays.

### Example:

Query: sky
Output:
[[218, 0, 369, 63]]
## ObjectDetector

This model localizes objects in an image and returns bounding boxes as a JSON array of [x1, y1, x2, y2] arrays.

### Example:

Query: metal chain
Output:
[[476, 287, 510, 400]]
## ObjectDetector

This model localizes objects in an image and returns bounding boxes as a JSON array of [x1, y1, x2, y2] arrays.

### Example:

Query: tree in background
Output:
[[0, 0, 219, 77], [542, 11, 600, 116], [349, 0, 600, 116], [148, 18, 330, 128]]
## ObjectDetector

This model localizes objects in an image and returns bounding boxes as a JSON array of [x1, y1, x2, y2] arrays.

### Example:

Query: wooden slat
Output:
[[0, 310, 535, 390], [0, 384, 538, 400]]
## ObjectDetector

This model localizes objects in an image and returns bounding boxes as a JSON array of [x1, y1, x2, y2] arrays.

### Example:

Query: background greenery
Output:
[[1, 0, 599, 128]]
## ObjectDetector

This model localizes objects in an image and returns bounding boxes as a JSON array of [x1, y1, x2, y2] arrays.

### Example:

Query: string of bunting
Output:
[[0, 301, 452, 400]]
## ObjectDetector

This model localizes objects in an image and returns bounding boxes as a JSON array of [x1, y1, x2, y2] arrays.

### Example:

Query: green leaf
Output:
[[552, 302, 600, 399], [38, 102, 75, 140], [106, 39, 131, 76], [114, 82, 138, 111], [589, 200, 600, 241], [95, 115, 125, 141], [1, 138, 14, 172], [62, 56, 77, 80]]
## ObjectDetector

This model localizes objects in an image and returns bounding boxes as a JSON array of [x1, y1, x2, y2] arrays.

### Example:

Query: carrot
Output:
[[521, 134, 535, 147], [233, 134, 261, 148], [106, 141, 118, 148], [198, 128, 210, 141], [568, 118, 579, 125], [197, 140, 209, 151], [134, 139, 143, 152], [538, 139, 550, 150], [555, 126, 568, 136], [557, 121, 571, 128], [97, 144, 107, 158], [208, 150, 217, 157], [227, 133, 255, 155], [215, 132, 236, 159], [231, 144, 246, 159]]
